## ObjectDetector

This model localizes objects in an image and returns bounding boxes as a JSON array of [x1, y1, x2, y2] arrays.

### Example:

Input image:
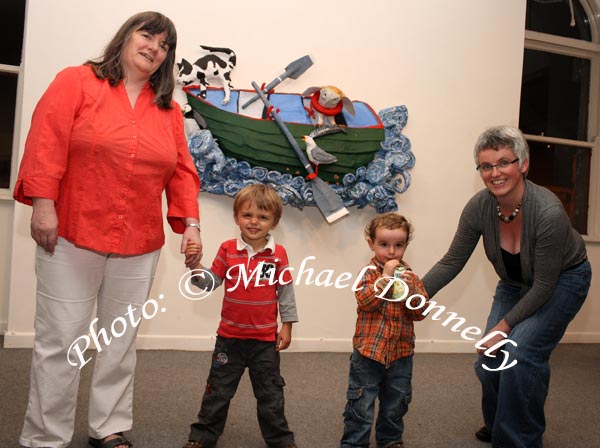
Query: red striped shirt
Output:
[[211, 239, 293, 341]]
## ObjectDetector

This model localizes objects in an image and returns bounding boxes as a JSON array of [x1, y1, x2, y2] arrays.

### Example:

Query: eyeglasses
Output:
[[476, 158, 519, 173]]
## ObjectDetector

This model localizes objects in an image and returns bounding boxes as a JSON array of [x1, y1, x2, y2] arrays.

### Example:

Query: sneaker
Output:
[[475, 426, 492, 443]]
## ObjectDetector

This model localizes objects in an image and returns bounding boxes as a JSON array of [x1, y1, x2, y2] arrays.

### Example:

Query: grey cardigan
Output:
[[422, 179, 587, 327]]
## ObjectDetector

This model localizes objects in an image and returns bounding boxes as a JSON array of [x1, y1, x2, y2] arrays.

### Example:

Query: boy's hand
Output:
[[185, 241, 203, 269], [382, 259, 401, 278], [276, 322, 292, 352], [400, 269, 418, 288]]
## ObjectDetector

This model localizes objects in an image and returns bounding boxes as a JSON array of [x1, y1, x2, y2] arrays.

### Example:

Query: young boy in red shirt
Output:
[[183, 184, 298, 448]]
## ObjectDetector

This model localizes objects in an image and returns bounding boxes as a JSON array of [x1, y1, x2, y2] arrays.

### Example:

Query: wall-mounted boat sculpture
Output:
[[184, 86, 414, 214]]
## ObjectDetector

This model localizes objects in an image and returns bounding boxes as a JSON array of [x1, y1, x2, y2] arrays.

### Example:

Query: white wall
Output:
[[5, 0, 599, 351]]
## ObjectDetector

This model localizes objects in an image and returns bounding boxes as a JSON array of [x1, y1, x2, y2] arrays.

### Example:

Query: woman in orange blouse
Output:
[[13, 12, 201, 448]]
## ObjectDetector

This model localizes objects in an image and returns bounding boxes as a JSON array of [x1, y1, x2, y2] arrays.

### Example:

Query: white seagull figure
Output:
[[302, 135, 338, 166]]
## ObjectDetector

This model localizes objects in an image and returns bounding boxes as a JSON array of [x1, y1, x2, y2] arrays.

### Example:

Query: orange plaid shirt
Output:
[[353, 257, 429, 367]]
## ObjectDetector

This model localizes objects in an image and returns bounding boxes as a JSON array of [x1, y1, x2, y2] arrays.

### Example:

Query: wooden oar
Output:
[[251, 81, 349, 224], [242, 55, 314, 109]]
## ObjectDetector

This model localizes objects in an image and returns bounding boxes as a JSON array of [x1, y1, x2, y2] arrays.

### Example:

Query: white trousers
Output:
[[20, 238, 161, 448]]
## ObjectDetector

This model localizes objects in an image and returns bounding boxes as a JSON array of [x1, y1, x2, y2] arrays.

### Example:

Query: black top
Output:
[[501, 249, 523, 283]]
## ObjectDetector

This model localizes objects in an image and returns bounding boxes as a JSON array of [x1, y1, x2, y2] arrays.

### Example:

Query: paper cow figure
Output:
[[176, 45, 236, 105]]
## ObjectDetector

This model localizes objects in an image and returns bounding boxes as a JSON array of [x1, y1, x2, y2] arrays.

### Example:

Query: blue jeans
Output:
[[474, 260, 591, 448], [340, 350, 413, 448]]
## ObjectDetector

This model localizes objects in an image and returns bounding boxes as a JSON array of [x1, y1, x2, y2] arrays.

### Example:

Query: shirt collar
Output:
[[236, 234, 276, 257], [370, 256, 385, 271]]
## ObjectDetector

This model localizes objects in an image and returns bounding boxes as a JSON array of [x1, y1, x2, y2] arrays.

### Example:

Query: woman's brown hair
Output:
[[86, 11, 177, 109]]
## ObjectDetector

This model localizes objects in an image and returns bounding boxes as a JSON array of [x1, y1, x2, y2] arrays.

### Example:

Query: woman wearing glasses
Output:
[[422, 125, 590, 448]]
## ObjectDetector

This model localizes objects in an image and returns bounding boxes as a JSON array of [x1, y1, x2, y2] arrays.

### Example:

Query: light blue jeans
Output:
[[340, 350, 413, 448], [474, 260, 591, 448]]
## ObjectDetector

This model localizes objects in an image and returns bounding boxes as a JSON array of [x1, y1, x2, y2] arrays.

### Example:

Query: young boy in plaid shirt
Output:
[[340, 212, 429, 448]]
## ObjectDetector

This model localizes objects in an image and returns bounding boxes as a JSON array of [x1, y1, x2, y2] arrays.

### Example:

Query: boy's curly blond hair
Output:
[[364, 212, 413, 242]]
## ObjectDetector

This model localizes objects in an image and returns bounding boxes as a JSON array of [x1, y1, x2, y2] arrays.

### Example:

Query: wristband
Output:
[[186, 222, 201, 231]]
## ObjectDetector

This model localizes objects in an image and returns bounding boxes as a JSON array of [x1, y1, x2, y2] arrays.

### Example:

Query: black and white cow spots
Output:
[[176, 45, 236, 105]]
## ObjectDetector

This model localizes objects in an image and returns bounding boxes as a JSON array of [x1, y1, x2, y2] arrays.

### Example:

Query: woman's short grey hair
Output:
[[473, 125, 530, 169]]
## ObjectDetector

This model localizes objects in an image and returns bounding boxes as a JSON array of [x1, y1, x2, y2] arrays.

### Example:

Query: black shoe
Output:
[[475, 426, 492, 443]]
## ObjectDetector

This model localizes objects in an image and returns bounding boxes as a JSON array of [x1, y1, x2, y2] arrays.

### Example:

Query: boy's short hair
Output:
[[233, 184, 283, 225], [364, 212, 413, 242]]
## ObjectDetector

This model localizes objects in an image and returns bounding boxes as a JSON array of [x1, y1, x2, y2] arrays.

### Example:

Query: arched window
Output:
[[520, 0, 600, 237]]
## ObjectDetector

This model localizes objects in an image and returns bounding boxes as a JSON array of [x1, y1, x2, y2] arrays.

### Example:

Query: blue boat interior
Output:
[[271, 94, 311, 124], [191, 88, 381, 127]]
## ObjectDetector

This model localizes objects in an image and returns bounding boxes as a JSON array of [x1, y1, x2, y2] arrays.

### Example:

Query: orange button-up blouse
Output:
[[13, 65, 200, 255]]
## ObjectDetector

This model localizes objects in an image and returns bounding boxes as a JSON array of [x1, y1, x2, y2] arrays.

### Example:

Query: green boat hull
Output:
[[185, 89, 384, 183]]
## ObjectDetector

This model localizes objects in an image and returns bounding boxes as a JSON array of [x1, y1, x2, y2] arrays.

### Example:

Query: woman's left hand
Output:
[[181, 226, 202, 269], [477, 319, 512, 355]]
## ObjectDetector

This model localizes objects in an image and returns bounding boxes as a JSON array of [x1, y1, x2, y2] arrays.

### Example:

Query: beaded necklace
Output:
[[497, 202, 522, 223]]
